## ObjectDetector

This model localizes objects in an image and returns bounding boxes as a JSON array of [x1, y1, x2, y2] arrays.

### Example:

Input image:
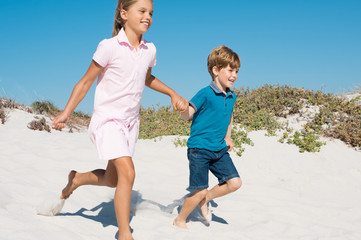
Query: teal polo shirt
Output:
[[187, 81, 237, 151]]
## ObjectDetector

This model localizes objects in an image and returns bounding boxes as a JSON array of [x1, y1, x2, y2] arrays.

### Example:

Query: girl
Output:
[[52, 0, 187, 239]]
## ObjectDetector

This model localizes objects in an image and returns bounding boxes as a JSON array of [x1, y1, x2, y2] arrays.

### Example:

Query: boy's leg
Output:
[[113, 156, 135, 240], [199, 148, 242, 220], [173, 189, 208, 229], [61, 160, 118, 199], [174, 148, 210, 228], [199, 177, 242, 220]]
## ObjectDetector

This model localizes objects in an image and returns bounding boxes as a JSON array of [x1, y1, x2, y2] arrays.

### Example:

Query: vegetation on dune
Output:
[[1, 84, 360, 153], [139, 105, 191, 139], [0, 101, 6, 124], [233, 84, 360, 152], [1, 98, 31, 124], [139, 84, 360, 153], [27, 117, 51, 132], [31, 101, 59, 115], [30, 100, 91, 132], [0, 98, 91, 132], [0, 99, 5, 124]]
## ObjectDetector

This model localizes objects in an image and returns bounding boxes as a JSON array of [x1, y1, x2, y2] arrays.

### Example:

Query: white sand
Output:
[[1, 109, 361, 240]]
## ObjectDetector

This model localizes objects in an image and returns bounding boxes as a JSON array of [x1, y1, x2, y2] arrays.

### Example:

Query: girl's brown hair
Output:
[[112, 0, 138, 37], [207, 45, 241, 79]]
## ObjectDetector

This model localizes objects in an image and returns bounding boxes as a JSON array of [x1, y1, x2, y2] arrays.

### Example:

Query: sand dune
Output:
[[1, 109, 361, 240]]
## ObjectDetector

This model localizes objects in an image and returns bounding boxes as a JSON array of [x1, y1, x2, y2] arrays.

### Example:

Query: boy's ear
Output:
[[212, 66, 219, 76]]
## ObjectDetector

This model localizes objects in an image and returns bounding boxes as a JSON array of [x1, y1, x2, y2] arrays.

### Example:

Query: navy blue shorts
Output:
[[187, 147, 240, 190]]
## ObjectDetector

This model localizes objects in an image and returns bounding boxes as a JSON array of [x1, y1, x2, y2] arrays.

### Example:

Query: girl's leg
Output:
[[112, 156, 135, 240], [173, 189, 208, 229], [61, 160, 118, 199], [199, 177, 242, 220]]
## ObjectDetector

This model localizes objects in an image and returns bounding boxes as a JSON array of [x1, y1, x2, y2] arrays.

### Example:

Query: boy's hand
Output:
[[52, 112, 70, 130], [225, 137, 234, 152]]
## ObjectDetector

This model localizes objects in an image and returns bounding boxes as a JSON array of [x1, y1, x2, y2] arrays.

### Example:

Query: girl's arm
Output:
[[225, 114, 234, 152], [52, 60, 103, 130], [145, 68, 188, 112]]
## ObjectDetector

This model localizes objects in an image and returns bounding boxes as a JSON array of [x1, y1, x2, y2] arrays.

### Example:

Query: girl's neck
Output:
[[124, 28, 142, 49]]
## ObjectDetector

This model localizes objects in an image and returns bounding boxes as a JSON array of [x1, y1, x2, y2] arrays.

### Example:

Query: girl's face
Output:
[[213, 65, 239, 93], [123, 0, 153, 36]]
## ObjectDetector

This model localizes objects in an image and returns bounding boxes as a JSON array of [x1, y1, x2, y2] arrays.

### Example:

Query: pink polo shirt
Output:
[[92, 28, 156, 121]]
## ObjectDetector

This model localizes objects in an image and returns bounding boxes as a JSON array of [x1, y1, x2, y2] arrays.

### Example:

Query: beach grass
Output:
[[1, 84, 360, 152]]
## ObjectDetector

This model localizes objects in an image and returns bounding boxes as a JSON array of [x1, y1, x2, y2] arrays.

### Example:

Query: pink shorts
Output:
[[88, 116, 139, 160]]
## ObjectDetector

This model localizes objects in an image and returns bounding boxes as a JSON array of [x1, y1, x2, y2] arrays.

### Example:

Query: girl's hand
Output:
[[172, 95, 188, 113], [52, 112, 70, 130], [225, 137, 234, 152]]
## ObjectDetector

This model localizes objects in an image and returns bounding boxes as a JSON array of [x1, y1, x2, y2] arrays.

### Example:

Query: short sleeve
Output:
[[189, 88, 207, 112], [149, 43, 156, 68], [93, 39, 113, 68]]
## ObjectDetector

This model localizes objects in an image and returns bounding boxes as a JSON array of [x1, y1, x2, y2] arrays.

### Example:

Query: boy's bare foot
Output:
[[60, 170, 78, 199], [118, 233, 134, 240], [199, 198, 210, 223], [173, 217, 188, 229]]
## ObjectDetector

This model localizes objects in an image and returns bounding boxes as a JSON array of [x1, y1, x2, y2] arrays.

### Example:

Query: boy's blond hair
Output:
[[207, 45, 241, 79]]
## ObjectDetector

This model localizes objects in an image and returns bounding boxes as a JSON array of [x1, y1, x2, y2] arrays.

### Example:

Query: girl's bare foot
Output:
[[173, 217, 188, 229], [60, 170, 78, 199]]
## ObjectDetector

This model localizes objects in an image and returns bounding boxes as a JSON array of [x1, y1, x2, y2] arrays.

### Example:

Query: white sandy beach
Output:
[[1, 108, 361, 240]]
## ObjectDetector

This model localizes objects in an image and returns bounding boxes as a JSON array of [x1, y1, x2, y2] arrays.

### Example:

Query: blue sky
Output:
[[1, 0, 360, 114]]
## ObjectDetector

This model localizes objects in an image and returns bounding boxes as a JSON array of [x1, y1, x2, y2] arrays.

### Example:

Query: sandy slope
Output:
[[0, 109, 360, 240]]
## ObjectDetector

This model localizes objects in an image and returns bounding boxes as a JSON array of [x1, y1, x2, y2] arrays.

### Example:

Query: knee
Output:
[[121, 168, 135, 185], [113, 157, 136, 185], [227, 177, 242, 192], [108, 182, 117, 188], [192, 189, 208, 200], [107, 178, 117, 188], [198, 189, 208, 199]]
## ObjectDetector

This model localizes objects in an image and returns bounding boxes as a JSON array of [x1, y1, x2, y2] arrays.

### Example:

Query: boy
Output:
[[173, 45, 242, 229]]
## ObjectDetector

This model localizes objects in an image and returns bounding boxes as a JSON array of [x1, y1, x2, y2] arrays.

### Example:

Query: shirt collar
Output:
[[209, 81, 233, 96], [116, 28, 147, 49]]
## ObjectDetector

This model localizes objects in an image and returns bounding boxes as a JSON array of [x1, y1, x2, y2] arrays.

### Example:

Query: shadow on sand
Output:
[[58, 190, 227, 238]]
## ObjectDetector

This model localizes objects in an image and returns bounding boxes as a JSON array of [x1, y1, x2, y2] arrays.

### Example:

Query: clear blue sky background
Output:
[[1, 0, 360, 114]]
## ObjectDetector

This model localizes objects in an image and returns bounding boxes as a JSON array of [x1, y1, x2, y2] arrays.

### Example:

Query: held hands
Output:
[[225, 136, 234, 152], [171, 94, 188, 113], [52, 112, 71, 130]]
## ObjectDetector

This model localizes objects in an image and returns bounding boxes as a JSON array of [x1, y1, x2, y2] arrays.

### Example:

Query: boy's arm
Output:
[[225, 114, 234, 152], [145, 68, 188, 112], [180, 105, 195, 121]]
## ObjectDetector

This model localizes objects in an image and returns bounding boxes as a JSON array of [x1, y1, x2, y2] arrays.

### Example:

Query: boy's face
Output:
[[213, 65, 238, 92]]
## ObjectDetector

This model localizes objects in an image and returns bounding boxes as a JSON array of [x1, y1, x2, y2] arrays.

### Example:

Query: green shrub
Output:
[[286, 128, 326, 153], [139, 105, 191, 139], [72, 111, 91, 118], [231, 126, 254, 156], [8, 84, 360, 151], [306, 94, 361, 149], [232, 84, 360, 151], [31, 101, 59, 115], [172, 137, 188, 147]]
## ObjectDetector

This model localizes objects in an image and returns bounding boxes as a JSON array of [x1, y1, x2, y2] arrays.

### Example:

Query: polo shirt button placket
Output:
[[135, 48, 141, 80]]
